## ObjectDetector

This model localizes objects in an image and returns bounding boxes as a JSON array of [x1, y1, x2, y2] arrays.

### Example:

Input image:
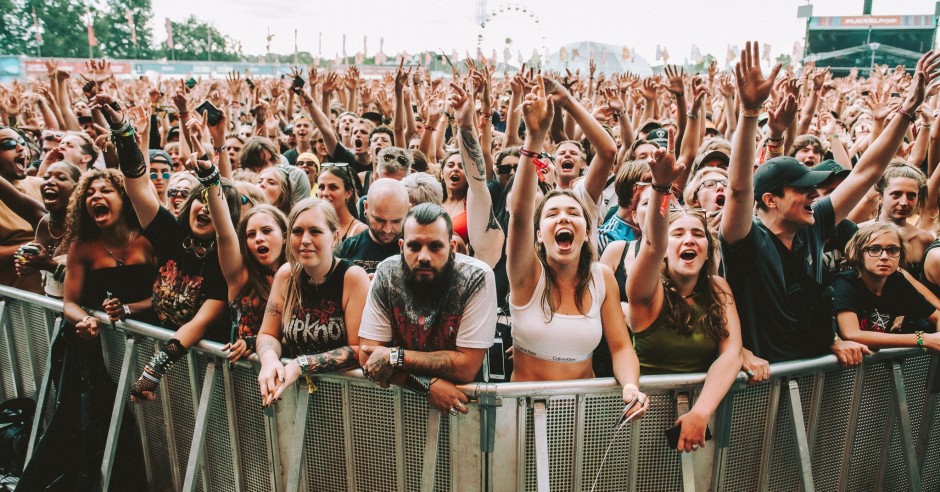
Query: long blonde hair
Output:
[[280, 198, 339, 332]]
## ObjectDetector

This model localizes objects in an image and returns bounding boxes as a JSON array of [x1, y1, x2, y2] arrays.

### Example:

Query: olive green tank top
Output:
[[632, 297, 719, 375]]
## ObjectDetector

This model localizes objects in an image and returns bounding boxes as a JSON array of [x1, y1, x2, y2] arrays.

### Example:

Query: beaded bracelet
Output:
[[741, 107, 761, 118]]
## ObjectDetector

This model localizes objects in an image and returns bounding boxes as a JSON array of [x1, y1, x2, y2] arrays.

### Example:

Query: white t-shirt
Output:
[[359, 253, 496, 350]]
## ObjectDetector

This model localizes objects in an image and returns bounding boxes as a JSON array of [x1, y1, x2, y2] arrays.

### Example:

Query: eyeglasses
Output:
[[0, 137, 26, 151], [381, 153, 411, 167], [699, 178, 728, 190], [167, 188, 190, 199], [497, 164, 516, 175], [150, 171, 171, 180], [864, 245, 901, 258]]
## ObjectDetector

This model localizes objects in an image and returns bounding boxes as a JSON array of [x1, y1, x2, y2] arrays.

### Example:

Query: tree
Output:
[[160, 16, 238, 62], [94, 0, 156, 59], [11, 0, 90, 58]]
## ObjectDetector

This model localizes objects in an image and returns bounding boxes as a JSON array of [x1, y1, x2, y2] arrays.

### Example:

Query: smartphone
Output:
[[245, 78, 254, 89], [665, 424, 712, 449], [488, 336, 506, 381], [195, 100, 223, 126], [78, 115, 93, 125], [185, 77, 197, 89], [20, 245, 39, 256], [292, 75, 305, 91]]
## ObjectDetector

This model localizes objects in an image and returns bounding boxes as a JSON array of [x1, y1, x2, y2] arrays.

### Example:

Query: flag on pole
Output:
[[165, 18, 174, 48], [655, 45, 663, 61], [661, 46, 670, 63], [31, 7, 42, 45], [124, 9, 137, 46], [85, 9, 98, 47], [762, 43, 771, 61], [690, 45, 703, 64]]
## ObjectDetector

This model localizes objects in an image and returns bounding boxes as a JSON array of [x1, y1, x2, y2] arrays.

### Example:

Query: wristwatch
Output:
[[389, 347, 405, 370]]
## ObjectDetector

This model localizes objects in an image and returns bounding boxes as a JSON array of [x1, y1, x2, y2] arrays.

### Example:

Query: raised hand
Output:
[[663, 65, 686, 96], [521, 75, 554, 137], [448, 82, 474, 129], [648, 141, 685, 186], [322, 72, 339, 95], [766, 93, 797, 137], [733, 41, 781, 111], [902, 50, 940, 114]]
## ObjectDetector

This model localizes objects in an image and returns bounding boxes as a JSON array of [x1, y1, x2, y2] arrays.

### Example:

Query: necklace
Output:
[[182, 236, 216, 259], [101, 234, 130, 267], [306, 257, 338, 286], [46, 216, 65, 241], [340, 219, 356, 241]]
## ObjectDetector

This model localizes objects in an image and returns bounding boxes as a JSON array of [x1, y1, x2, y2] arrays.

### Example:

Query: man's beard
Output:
[[402, 252, 456, 298]]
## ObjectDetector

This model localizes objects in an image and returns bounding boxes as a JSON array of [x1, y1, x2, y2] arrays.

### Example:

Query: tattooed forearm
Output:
[[300, 346, 358, 374], [485, 209, 500, 232], [459, 128, 487, 182], [263, 295, 282, 318], [404, 351, 458, 378]]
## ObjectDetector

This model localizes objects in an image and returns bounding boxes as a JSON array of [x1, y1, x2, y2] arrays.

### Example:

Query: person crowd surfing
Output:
[[3, 42, 940, 488]]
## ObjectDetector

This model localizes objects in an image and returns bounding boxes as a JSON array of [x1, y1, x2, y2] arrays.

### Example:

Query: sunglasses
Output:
[[381, 153, 411, 167], [241, 195, 250, 205], [167, 188, 190, 199], [864, 245, 901, 258], [150, 171, 172, 180], [497, 164, 516, 175], [0, 137, 26, 151], [297, 160, 318, 168]]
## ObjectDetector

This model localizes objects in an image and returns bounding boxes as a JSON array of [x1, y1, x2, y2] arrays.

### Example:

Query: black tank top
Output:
[[283, 258, 352, 357], [921, 240, 940, 299], [613, 240, 642, 303]]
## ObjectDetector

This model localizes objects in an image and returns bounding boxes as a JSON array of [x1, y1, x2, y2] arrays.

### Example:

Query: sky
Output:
[[148, 0, 940, 64]]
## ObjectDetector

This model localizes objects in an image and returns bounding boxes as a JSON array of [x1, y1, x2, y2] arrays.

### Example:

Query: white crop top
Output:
[[509, 262, 605, 363]]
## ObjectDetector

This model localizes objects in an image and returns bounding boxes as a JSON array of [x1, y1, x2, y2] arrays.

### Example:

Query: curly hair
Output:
[[63, 169, 139, 246], [658, 208, 729, 340]]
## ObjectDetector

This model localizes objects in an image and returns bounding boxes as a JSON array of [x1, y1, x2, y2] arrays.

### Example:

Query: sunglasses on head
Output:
[[167, 188, 190, 198], [42, 131, 64, 141], [150, 171, 172, 180], [321, 162, 349, 170], [382, 153, 411, 166], [497, 164, 516, 175], [0, 137, 26, 151]]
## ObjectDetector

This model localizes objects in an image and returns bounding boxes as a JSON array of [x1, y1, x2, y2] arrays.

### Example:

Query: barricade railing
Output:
[[1, 284, 939, 492]]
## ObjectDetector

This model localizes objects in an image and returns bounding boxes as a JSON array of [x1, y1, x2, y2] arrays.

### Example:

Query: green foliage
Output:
[[159, 15, 239, 61], [94, 0, 155, 59]]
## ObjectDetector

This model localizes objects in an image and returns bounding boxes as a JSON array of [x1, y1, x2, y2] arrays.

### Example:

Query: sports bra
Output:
[[509, 262, 605, 363]]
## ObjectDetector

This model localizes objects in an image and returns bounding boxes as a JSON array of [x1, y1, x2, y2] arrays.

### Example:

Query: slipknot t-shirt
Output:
[[282, 259, 352, 357], [359, 254, 497, 351]]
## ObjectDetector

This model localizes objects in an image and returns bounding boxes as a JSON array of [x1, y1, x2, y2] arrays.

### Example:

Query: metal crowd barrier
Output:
[[1, 284, 939, 491]]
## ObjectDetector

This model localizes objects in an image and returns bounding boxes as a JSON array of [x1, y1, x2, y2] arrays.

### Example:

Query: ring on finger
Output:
[[449, 407, 459, 416]]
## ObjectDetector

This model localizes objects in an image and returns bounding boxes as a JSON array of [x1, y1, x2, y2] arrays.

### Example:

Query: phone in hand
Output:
[[195, 100, 223, 126], [20, 245, 39, 257], [185, 77, 197, 89], [245, 78, 254, 89], [292, 75, 305, 92], [665, 424, 712, 449]]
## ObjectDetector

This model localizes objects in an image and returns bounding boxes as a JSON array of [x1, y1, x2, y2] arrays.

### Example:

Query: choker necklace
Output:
[[681, 292, 696, 300], [306, 257, 338, 286], [182, 236, 216, 259]]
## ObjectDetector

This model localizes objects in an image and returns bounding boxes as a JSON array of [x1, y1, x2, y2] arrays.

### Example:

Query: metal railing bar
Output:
[[572, 394, 585, 492], [16, 301, 38, 396], [516, 398, 527, 492], [394, 389, 405, 491], [532, 399, 550, 492], [806, 373, 824, 457], [890, 361, 923, 490], [421, 410, 442, 492], [918, 355, 939, 471], [157, 340, 183, 492], [285, 381, 309, 492], [676, 393, 695, 492], [786, 379, 814, 492], [221, 361, 244, 492], [101, 335, 137, 490], [341, 381, 357, 492], [757, 379, 781, 492], [24, 314, 62, 465], [838, 365, 865, 491], [183, 359, 216, 492]]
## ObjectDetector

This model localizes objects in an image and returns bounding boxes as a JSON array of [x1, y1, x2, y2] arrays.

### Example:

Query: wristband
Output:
[[403, 374, 432, 395], [611, 111, 623, 119], [423, 124, 436, 132], [82, 315, 94, 325], [916, 331, 926, 351], [897, 108, 916, 122], [766, 135, 784, 143], [686, 112, 699, 120], [196, 165, 221, 187], [122, 303, 131, 320], [650, 182, 672, 194], [519, 148, 539, 158], [741, 107, 761, 118]]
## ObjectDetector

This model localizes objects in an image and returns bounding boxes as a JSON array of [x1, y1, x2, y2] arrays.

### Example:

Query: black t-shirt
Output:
[[332, 143, 369, 173], [720, 197, 838, 362], [832, 271, 935, 333], [335, 229, 399, 275], [143, 207, 229, 341], [283, 147, 298, 166]]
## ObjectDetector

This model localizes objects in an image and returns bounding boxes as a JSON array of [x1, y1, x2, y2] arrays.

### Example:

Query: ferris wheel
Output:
[[475, 1, 547, 68]]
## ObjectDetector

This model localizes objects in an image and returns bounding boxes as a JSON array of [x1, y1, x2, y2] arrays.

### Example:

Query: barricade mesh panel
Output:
[[0, 302, 14, 401], [192, 354, 237, 492], [7, 300, 36, 397], [520, 396, 576, 491], [102, 326, 126, 384], [25, 302, 50, 391], [881, 354, 930, 492], [634, 393, 680, 492], [303, 378, 349, 492], [580, 393, 638, 491], [924, 361, 940, 492], [401, 390, 451, 492], [132, 336, 174, 492], [768, 374, 817, 492], [350, 383, 398, 491], [812, 368, 856, 491], [231, 362, 272, 492], [846, 363, 891, 491], [722, 383, 771, 491]]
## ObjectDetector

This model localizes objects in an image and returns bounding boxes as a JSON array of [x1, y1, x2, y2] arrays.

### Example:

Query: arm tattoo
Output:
[[301, 346, 357, 374], [405, 351, 457, 379], [263, 295, 282, 318], [459, 128, 487, 182], [485, 210, 500, 232]]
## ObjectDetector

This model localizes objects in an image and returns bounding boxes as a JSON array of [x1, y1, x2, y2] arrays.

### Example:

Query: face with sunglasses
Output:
[[693, 171, 728, 213], [0, 128, 28, 180], [149, 160, 173, 195], [166, 182, 193, 216]]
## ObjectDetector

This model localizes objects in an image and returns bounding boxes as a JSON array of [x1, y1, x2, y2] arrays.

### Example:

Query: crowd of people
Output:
[[4, 41, 940, 486]]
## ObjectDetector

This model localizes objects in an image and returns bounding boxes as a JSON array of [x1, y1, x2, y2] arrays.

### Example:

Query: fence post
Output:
[[221, 360, 244, 492], [24, 315, 63, 466], [101, 334, 137, 490], [182, 359, 216, 492], [675, 393, 696, 492], [0, 300, 21, 398], [285, 382, 309, 492], [786, 379, 815, 492], [421, 410, 442, 491], [889, 361, 923, 490], [532, 399, 550, 492]]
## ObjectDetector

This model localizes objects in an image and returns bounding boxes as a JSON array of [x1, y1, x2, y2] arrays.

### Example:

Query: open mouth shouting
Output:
[[555, 228, 575, 252], [679, 249, 698, 262], [560, 159, 576, 172], [91, 203, 110, 224], [714, 194, 726, 208], [194, 211, 212, 227], [42, 186, 60, 205]]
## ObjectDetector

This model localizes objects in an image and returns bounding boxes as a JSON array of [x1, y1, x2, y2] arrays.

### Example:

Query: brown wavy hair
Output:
[[63, 168, 139, 246], [533, 189, 597, 321], [236, 204, 288, 302], [659, 208, 729, 340]]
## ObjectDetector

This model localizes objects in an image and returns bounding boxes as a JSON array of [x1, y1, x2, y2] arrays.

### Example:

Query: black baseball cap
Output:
[[812, 159, 850, 180], [647, 128, 668, 147], [753, 156, 832, 201]]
